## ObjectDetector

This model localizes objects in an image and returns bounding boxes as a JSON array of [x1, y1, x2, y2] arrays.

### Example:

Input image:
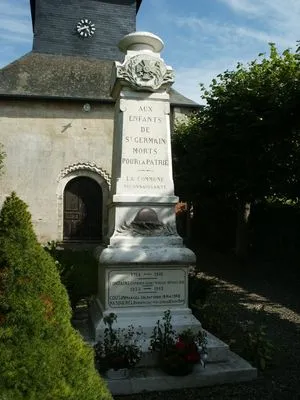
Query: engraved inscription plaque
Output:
[[117, 99, 174, 195], [108, 268, 186, 308]]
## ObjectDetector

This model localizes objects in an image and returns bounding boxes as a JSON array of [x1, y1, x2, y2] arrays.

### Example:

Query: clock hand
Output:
[[77, 25, 89, 32]]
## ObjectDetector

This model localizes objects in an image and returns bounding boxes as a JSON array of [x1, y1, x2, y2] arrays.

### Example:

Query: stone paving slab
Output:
[[104, 351, 257, 395]]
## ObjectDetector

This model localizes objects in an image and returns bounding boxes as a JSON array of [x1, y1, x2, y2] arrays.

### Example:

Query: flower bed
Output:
[[94, 313, 145, 374], [149, 310, 208, 376]]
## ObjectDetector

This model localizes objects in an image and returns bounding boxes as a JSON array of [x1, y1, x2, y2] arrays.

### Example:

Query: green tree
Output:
[[173, 44, 300, 259], [0, 193, 112, 400]]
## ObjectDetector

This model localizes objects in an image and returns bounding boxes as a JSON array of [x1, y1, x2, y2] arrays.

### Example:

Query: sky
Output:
[[1, 0, 300, 104]]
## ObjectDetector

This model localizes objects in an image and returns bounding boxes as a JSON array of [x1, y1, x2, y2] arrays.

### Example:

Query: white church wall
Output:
[[0, 99, 114, 242]]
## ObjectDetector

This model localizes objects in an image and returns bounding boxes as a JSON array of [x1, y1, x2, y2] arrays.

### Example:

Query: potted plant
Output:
[[177, 328, 208, 366], [149, 310, 208, 376], [94, 313, 144, 379]]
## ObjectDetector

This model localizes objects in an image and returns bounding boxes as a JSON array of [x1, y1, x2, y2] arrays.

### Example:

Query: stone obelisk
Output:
[[91, 32, 200, 340]]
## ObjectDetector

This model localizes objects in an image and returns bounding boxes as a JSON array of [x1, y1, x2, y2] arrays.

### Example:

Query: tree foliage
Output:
[[173, 44, 300, 205], [0, 193, 112, 400]]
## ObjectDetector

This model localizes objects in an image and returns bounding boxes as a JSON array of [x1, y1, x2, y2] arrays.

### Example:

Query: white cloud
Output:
[[218, 0, 300, 38], [174, 15, 295, 50], [217, 0, 262, 16], [0, 32, 31, 44], [0, 0, 30, 17], [0, 19, 32, 36], [163, 1, 300, 102], [0, 0, 32, 67]]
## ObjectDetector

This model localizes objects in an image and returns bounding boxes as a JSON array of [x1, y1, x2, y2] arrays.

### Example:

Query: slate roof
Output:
[[0, 52, 199, 108], [30, 0, 143, 29], [0, 53, 114, 101], [169, 88, 199, 108]]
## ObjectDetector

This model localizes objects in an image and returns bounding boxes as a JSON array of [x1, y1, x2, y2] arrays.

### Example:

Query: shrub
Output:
[[43, 241, 98, 308], [94, 313, 144, 371], [240, 322, 274, 371], [0, 193, 112, 400], [193, 276, 274, 370], [188, 268, 214, 308]]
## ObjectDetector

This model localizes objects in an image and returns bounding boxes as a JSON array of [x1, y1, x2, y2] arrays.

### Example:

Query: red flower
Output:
[[175, 340, 186, 350]]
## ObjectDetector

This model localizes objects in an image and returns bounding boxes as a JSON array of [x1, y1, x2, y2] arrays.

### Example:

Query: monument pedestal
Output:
[[90, 245, 201, 342]]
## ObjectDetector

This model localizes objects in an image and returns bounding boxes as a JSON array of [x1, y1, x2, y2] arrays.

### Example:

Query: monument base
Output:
[[75, 308, 257, 394], [104, 351, 257, 395], [89, 242, 232, 369]]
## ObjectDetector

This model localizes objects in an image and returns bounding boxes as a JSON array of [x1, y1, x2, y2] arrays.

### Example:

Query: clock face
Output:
[[76, 19, 96, 38]]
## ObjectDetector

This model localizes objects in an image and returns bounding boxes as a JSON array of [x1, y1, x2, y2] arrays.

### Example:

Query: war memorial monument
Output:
[[90, 31, 257, 394]]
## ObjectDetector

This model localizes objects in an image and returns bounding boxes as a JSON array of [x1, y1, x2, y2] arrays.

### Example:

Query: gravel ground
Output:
[[115, 250, 300, 400]]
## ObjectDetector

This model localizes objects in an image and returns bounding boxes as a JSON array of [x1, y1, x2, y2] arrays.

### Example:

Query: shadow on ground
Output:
[[116, 248, 300, 400]]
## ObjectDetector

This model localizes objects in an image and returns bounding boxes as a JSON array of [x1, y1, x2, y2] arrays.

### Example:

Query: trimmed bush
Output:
[[0, 193, 112, 400], [43, 242, 98, 309]]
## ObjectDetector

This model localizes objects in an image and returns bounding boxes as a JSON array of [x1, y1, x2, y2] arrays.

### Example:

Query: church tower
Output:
[[30, 0, 142, 60]]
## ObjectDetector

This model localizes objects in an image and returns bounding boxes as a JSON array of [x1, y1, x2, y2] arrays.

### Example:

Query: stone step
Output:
[[104, 351, 257, 395], [205, 330, 230, 362]]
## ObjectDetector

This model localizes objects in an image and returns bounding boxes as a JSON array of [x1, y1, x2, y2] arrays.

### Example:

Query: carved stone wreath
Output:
[[116, 221, 177, 237], [116, 54, 175, 91]]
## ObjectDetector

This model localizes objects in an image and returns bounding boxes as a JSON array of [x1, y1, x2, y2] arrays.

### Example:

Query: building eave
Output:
[[0, 52, 199, 108]]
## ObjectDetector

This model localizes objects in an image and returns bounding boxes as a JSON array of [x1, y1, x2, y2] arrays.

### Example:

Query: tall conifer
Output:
[[0, 192, 112, 400]]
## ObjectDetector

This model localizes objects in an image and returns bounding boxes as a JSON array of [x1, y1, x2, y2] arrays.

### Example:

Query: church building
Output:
[[0, 0, 198, 244]]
